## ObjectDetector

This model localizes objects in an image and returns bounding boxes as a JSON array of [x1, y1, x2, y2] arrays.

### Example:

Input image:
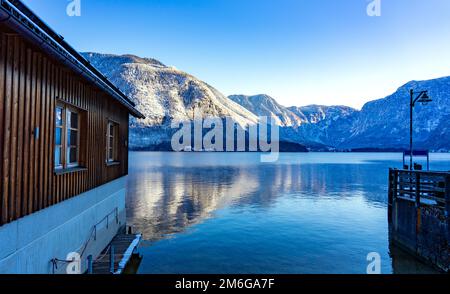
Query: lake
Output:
[[126, 152, 450, 274]]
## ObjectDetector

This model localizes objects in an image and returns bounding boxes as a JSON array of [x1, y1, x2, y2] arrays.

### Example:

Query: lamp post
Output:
[[409, 89, 432, 170]]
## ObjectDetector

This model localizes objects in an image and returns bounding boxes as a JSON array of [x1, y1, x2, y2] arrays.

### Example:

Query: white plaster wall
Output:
[[0, 176, 127, 274]]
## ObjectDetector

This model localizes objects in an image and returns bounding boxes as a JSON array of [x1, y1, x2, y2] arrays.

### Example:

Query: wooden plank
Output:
[[55, 67, 61, 203], [28, 52, 37, 214], [80, 83, 85, 191], [45, 61, 51, 205], [22, 48, 32, 216], [34, 53, 42, 210], [41, 57, 48, 207], [2, 34, 14, 223], [15, 38, 26, 219], [48, 63, 55, 205], [44, 61, 52, 206], [39, 57, 47, 207], [0, 33, 5, 224], [51, 66, 58, 205], [90, 89, 94, 189], [0, 33, 5, 225], [9, 35, 20, 221]]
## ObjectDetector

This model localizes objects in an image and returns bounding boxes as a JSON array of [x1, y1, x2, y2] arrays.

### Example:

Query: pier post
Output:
[[87, 255, 93, 274], [388, 169, 395, 225], [446, 175, 450, 242], [415, 173, 421, 235], [388, 169, 392, 224], [393, 170, 398, 230], [110, 245, 115, 274]]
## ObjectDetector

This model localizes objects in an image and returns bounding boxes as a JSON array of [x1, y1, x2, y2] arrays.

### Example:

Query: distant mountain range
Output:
[[83, 52, 450, 152]]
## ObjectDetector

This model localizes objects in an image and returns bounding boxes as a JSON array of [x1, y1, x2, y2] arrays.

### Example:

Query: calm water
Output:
[[126, 152, 450, 274]]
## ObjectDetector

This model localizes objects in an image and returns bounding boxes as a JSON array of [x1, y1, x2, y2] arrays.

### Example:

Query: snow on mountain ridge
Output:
[[83, 52, 257, 123], [229, 94, 305, 127], [82, 52, 259, 148], [340, 75, 450, 150], [82, 52, 450, 151], [288, 105, 356, 125]]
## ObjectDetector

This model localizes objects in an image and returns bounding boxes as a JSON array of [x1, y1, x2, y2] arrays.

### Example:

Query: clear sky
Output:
[[21, 0, 450, 109]]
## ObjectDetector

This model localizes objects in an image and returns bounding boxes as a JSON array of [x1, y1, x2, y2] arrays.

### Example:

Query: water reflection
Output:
[[126, 152, 449, 273], [127, 163, 377, 241], [127, 165, 257, 241]]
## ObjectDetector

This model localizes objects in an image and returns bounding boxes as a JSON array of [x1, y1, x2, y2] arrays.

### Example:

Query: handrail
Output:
[[393, 169, 450, 176], [389, 169, 449, 209], [51, 207, 119, 274], [79, 207, 119, 257]]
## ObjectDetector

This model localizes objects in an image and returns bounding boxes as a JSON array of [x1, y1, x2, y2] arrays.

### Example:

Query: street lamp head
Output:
[[418, 92, 432, 105]]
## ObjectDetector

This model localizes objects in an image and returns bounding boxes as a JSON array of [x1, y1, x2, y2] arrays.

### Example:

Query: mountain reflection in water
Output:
[[126, 152, 449, 274]]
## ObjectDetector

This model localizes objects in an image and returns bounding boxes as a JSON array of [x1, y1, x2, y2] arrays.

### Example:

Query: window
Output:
[[107, 121, 119, 163], [54, 104, 81, 170], [55, 107, 64, 169], [67, 110, 79, 167]]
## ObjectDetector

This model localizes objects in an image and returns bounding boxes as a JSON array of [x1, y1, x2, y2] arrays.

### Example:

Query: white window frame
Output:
[[55, 106, 64, 170], [55, 103, 81, 170], [66, 108, 80, 168], [106, 121, 119, 163]]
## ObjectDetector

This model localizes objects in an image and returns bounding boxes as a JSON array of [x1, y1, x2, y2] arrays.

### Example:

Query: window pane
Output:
[[68, 147, 77, 164], [109, 124, 114, 136], [70, 112, 78, 129], [68, 129, 78, 146], [56, 108, 63, 126], [55, 147, 61, 166], [108, 148, 113, 161], [109, 137, 114, 149], [55, 128, 62, 145], [67, 110, 71, 127]]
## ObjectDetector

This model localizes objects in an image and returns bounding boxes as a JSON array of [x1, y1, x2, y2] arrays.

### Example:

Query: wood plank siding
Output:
[[0, 27, 130, 226]]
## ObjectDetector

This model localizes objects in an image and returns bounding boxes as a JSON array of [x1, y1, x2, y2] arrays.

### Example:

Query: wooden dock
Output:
[[388, 169, 450, 272], [91, 233, 142, 274]]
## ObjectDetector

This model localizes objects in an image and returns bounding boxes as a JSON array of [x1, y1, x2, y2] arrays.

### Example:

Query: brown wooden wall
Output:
[[0, 27, 130, 226]]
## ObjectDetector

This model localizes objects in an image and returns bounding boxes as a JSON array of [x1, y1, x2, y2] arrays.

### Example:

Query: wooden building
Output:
[[0, 0, 144, 274]]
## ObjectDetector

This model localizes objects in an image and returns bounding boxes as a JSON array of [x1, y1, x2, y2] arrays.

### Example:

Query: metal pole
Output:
[[410, 89, 414, 171]]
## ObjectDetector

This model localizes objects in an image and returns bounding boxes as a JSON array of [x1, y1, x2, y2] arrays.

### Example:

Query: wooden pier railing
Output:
[[389, 169, 449, 209], [388, 169, 450, 272]]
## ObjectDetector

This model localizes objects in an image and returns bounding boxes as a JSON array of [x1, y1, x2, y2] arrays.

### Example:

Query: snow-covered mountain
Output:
[[228, 96, 358, 148], [83, 52, 450, 151], [82, 52, 258, 149], [287, 105, 358, 148], [228, 94, 304, 127], [339, 76, 450, 151], [288, 105, 356, 125], [230, 77, 450, 151]]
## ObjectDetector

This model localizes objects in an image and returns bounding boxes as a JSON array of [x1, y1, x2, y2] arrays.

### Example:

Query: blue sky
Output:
[[22, 0, 450, 109]]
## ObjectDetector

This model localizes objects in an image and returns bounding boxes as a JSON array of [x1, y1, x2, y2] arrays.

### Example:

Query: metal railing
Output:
[[389, 169, 449, 209], [50, 207, 119, 274]]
